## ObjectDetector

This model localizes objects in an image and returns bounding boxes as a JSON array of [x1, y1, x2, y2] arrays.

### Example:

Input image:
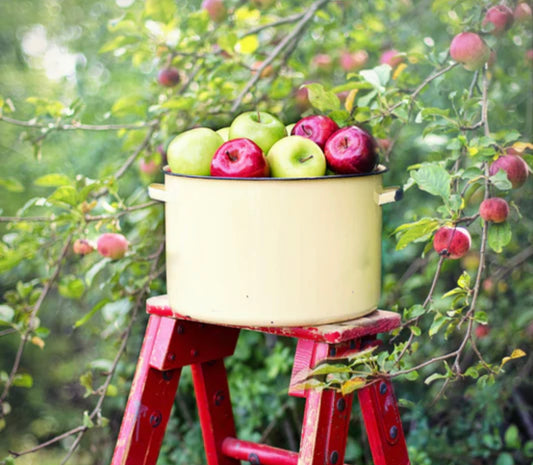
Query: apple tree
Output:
[[0, 0, 532, 464]]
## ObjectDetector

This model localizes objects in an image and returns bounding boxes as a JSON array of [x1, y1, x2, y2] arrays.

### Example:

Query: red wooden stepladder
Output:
[[111, 295, 410, 465]]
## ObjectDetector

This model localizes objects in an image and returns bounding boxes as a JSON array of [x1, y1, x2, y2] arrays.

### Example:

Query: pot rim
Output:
[[162, 164, 388, 182]]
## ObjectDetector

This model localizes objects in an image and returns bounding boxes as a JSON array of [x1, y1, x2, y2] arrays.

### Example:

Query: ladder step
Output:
[[222, 437, 298, 465]]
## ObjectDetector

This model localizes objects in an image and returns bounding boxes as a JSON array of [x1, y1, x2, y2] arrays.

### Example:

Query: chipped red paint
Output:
[[112, 295, 409, 465]]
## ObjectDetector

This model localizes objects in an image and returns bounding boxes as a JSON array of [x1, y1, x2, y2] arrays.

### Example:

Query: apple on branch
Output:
[[157, 67, 180, 87], [167, 128, 224, 176], [433, 226, 471, 259], [479, 198, 509, 223], [483, 5, 514, 36], [97, 233, 129, 260], [202, 0, 227, 22], [489, 154, 529, 188], [229, 111, 286, 153], [324, 126, 378, 174], [379, 49, 404, 68], [211, 138, 269, 178], [266, 136, 326, 178], [449, 32, 490, 71]]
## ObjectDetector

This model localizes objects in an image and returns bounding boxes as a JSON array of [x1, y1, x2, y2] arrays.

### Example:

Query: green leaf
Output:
[[309, 363, 352, 377], [0, 177, 25, 193], [464, 366, 479, 379], [424, 372, 447, 385], [0, 305, 15, 325], [80, 371, 94, 397], [341, 377, 367, 395], [504, 424, 521, 449], [429, 313, 447, 337], [410, 326, 421, 336], [458, 271, 471, 289], [58, 276, 85, 300], [404, 370, 419, 381], [393, 218, 440, 251], [360, 65, 390, 92], [303, 83, 340, 113], [13, 373, 33, 388], [74, 301, 106, 328], [111, 95, 147, 117], [490, 169, 513, 190], [495, 452, 514, 465], [144, 0, 177, 22], [411, 164, 451, 200], [26, 97, 64, 117], [83, 411, 94, 428], [34, 173, 73, 187], [48, 185, 78, 206], [488, 222, 512, 253]]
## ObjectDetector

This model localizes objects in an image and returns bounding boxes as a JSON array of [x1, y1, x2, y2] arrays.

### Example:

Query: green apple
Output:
[[167, 128, 224, 176], [285, 123, 296, 135], [266, 136, 326, 178], [229, 111, 286, 153], [216, 126, 230, 142]]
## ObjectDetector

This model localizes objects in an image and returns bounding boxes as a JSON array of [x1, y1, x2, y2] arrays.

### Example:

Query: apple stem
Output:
[[257, 110, 261, 123], [299, 154, 314, 164], [343, 136, 349, 148], [303, 125, 312, 136], [226, 150, 238, 162]]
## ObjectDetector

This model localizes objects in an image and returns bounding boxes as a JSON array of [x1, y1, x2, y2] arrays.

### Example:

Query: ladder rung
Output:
[[222, 437, 298, 465]]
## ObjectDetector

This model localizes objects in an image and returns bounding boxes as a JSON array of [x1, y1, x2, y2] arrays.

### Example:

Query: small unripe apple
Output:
[[97, 233, 129, 260], [73, 239, 94, 256], [433, 226, 471, 259], [376, 138, 392, 153], [482, 278, 495, 295], [475, 324, 491, 339], [514, 3, 532, 22], [340, 50, 368, 71], [202, 0, 227, 22], [379, 49, 404, 68], [294, 86, 311, 112], [489, 154, 529, 188], [251, 61, 274, 78], [483, 5, 514, 35], [312, 54, 333, 72], [479, 198, 509, 223], [157, 67, 180, 87], [450, 32, 490, 71]]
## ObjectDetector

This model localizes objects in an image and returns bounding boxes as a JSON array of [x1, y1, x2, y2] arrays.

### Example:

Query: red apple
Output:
[[202, 0, 227, 22], [489, 154, 529, 188], [433, 226, 471, 259], [450, 32, 490, 71], [527, 49, 533, 65], [514, 3, 532, 22], [210, 138, 269, 178], [291, 115, 339, 149], [483, 5, 514, 35], [97, 233, 129, 260], [475, 324, 491, 339], [157, 67, 180, 87], [379, 49, 404, 68], [340, 50, 368, 72], [73, 239, 94, 255], [377, 138, 392, 153], [294, 85, 311, 112], [479, 198, 509, 223], [324, 126, 378, 174], [312, 54, 333, 72]]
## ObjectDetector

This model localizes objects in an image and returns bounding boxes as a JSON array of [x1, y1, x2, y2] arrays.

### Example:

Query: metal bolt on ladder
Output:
[[111, 295, 410, 465]]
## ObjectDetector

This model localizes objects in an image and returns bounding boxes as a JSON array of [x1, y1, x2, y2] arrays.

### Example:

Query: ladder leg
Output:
[[111, 315, 181, 465], [358, 378, 410, 465], [192, 359, 240, 465]]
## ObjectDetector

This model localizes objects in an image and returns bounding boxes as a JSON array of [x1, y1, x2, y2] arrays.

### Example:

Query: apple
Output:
[[167, 128, 224, 176], [73, 239, 94, 255], [489, 154, 529, 188], [312, 54, 333, 72], [479, 198, 509, 223], [294, 84, 312, 112], [285, 123, 296, 135], [526, 49, 533, 65], [514, 3, 532, 22], [157, 67, 180, 87], [210, 138, 269, 178], [229, 111, 286, 153], [450, 32, 490, 71], [324, 126, 378, 174], [251, 61, 274, 78], [97, 233, 129, 260], [216, 127, 230, 142], [291, 115, 339, 149], [202, 0, 227, 22], [483, 5, 514, 35], [379, 49, 404, 68], [433, 226, 471, 259], [340, 50, 368, 72], [266, 136, 326, 178], [475, 324, 491, 339], [377, 138, 392, 153]]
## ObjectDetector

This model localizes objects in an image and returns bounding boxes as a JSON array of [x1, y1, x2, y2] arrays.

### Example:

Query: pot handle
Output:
[[378, 187, 403, 206], [148, 183, 167, 203]]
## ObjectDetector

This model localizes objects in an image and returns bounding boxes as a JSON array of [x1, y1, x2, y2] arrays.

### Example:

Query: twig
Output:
[[7, 426, 86, 458], [0, 216, 54, 223], [85, 201, 159, 222], [241, 13, 305, 37], [491, 245, 533, 281]]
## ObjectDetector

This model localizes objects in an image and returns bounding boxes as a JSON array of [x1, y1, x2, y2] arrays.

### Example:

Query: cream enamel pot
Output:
[[149, 165, 401, 327]]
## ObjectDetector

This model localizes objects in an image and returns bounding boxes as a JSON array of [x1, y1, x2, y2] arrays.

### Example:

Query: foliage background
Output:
[[0, 0, 532, 464]]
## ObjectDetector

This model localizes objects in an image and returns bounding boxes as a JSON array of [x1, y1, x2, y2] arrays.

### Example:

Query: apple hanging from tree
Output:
[[291, 115, 339, 149], [324, 126, 378, 174], [433, 226, 471, 259], [229, 111, 286, 153], [312, 54, 334, 72], [340, 50, 368, 72], [514, 3, 532, 22], [379, 49, 404, 68], [97, 233, 129, 260], [483, 5, 514, 35], [210, 138, 269, 178], [73, 239, 94, 256], [157, 67, 180, 87], [489, 154, 529, 188], [167, 128, 224, 176], [202, 0, 227, 22], [479, 197, 509, 223], [449, 32, 490, 71], [266, 136, 326, 178]]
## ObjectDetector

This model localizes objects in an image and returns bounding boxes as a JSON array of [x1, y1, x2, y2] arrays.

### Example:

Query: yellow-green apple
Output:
[[433, 226, 471, 259], [157, 67, 180, 87], [479, 198, 509, 223], [450, 32, 490, 71], [210, 138, 269, 178], [489, 154, 529, 188], [216, 127, 230, 142], [266, 136, 326, 178], [291, 115, 339, 149], [379, 49, 404, 68], [324, 126, 378, 174], [285, 123, 296, 135], [167, 128, 224, 176], [229, 111, 286, 153], [97, 233, 129, 260], [483, 5, 514, 35], [73, 239, 94, 255]]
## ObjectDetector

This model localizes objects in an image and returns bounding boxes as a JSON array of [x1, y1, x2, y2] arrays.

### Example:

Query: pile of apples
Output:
[[165, 111, 378, 179]]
